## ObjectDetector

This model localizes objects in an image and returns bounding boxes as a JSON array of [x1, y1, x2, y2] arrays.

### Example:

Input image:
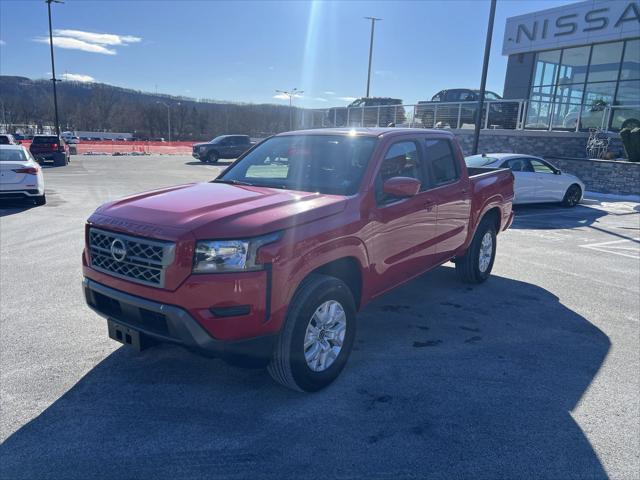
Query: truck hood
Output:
[[90, 182, 348, 239], [192, 142, 211, 148]]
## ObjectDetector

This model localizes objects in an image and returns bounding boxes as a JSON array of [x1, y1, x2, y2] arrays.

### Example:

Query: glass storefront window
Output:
[[533, 50, 561, 86], [588, 42, 624, 82], [527, 39, 639, 131], [620, 39, 640, 81], [615, 80, 640, 105], [558, 46, 590, 85]]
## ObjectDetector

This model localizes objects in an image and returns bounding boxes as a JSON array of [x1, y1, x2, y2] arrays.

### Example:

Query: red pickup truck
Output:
[[83, 128, 514, 391]]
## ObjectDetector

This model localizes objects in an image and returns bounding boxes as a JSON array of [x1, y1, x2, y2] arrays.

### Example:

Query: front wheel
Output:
[[207, 152, 219, 164], [268, 274, 356, 392], [455, 219, 497, 284], [562, 184, 582, 207]]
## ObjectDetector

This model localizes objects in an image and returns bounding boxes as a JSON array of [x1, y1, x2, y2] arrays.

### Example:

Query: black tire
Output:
[[53, 153, 67, 166], [455, 219, 497, 284], [421, 111, 435, 128], [34, 194, 46, 206], [268, 274, 356, 392], [562, 184, 582, 207], [621, 118, 640, 130], [207, 151, 219, 164]]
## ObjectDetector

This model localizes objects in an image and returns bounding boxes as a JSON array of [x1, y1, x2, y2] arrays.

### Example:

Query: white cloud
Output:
[[53, 29, 141, 46], [273, 93, 290, 100], [324, 91, 335, 95], [61, 72, 96, 83], [32, 29, 141, 55], [0, 40, 6, 46], [268, 66, 275, 71], [34, 36, 116, 55], [313, 97, 328, 102], [338, 96, 358, 102]]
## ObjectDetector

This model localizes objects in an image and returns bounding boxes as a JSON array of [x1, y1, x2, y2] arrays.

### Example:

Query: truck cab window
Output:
[[424, 138, 458, 186]]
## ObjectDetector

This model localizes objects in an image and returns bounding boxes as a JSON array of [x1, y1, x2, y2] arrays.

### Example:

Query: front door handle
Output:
[[424, 202, 436, 212]]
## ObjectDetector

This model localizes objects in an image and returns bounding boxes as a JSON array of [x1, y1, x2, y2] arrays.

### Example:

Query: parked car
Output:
[[326, 98, 407, 127], [29, 135, 70, 166], [192, 135, 254, 163], [416, 89, 518, 129], [0, 134, 18, 145], [83, 127, 514, 391], [0, 145, 46, 205], [465, 153, 584, 207]]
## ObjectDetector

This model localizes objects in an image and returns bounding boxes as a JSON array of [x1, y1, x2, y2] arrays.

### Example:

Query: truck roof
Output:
[[276, 127, 453, 138]]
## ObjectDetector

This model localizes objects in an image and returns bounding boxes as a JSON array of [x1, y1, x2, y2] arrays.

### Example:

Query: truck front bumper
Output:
[[83, 278, 275, 361]]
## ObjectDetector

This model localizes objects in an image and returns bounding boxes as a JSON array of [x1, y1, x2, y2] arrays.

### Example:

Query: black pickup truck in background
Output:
[[326, 97, 407, 127], [192, 135, 254, 163], [415, 89, 518, 129]]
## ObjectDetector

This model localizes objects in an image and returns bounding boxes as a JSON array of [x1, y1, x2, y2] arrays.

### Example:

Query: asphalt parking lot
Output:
[[1, 155, 638, 479]]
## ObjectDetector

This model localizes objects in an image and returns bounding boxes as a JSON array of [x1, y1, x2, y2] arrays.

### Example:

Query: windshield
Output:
[[210, 136, 227, 144], [32, 136, 59, 144], [0, 148, 28, 162], [465, 154, 498, 167], [217, 135, 377, 195]]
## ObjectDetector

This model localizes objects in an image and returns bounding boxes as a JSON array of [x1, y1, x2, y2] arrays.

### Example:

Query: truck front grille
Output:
[[89, 228, 175, 287]]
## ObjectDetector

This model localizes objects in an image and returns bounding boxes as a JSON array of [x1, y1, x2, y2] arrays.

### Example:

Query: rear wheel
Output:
[[207, 151, 219, 164], [268, 274, 356, 392], [421, 111, 435, 128], [562, 184, 582, 207], [34, 194, 46, 206], [455, 219, 497, 284]]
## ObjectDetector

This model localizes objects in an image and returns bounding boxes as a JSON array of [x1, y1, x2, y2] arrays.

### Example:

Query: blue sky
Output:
[[0, 0, 572, 106]]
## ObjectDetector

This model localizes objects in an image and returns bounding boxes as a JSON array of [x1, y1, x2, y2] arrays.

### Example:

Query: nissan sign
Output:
[[502, 0, 640, 55]]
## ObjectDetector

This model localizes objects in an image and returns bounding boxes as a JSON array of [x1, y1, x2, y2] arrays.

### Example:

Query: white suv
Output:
[[0, 145, 46, 205]]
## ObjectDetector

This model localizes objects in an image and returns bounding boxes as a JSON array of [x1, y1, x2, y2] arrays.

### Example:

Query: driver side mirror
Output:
[[382, 177, 421, 198]]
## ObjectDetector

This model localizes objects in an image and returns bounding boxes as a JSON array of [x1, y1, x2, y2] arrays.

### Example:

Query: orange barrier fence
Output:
[[20, 140, 198, 155]]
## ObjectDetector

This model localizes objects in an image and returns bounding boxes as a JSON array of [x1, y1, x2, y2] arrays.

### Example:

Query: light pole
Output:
[[156, 101, 180, 142], [46, 0, 63, 136], [472, 0, 496, 155], [275, 88, 303, 130], [364, 16, 382, 98]]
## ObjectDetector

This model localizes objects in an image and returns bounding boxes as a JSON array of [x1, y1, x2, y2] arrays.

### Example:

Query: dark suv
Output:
[[327, 98, 406, 127], [192, 135, 254, 163], [416, 89, 518, 129], [29, 135, 70, 166]]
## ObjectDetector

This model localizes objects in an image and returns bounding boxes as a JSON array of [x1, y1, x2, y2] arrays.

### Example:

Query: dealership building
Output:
[[501, 0, 639, 131]]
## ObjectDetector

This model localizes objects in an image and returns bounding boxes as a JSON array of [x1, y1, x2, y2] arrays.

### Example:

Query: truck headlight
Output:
[[193, 232, 281, 273]]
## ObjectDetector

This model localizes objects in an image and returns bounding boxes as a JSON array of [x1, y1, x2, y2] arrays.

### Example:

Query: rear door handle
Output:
[[424, 202, 436, 212]]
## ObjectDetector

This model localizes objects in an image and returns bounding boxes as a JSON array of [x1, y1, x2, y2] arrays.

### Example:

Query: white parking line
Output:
[[580, 238, 640, 259]]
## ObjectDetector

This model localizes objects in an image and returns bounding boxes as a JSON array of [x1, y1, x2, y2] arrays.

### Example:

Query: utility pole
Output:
[[46, 0, 63, 137], [364, 16, 382, 98], [275, 88, 303, 131], [472, 0, 496, 155], [157, 101, 180, 142]]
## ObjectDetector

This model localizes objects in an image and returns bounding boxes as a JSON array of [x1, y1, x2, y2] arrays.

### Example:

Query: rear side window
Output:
[[32, 136, 59, 144], [0, 148, 27, 162], [424, 139, 458, 186], [502, 158, 533, 172]]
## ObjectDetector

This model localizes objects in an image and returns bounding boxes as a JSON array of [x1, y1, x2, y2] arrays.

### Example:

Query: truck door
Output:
[[367, 139, 439, 294], [422, 138, 471, 258]]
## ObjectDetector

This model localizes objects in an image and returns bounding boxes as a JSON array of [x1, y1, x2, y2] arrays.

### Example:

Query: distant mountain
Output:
[[0, 75, 296, 139]]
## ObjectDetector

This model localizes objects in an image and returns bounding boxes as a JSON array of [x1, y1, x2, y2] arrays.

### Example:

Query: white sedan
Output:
[[0, 145, 46, 205], [465, 153, 584, 207]]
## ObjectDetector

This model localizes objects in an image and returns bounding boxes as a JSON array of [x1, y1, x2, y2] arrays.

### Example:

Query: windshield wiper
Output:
[[213, 179, 254, 186]]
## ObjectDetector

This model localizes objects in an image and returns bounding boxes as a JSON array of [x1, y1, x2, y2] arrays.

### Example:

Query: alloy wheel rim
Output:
[[303, 300, 346, 372], [479, 232, 493, 273]]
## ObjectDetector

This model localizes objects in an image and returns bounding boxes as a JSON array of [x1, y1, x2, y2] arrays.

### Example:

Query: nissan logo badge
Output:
[[110, 239, 127, 262]]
